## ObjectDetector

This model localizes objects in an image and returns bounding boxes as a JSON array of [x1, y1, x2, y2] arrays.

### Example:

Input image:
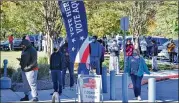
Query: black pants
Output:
[[130, 74, 143, 97], [169, 52, 175, 63], [100, 60, 103, 75]]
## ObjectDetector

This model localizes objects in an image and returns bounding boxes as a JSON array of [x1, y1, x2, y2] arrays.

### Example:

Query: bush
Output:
[[10, 56, 50, 83], [0, 66, 16, 78]]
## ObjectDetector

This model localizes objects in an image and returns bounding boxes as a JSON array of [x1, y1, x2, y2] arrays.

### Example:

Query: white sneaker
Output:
[[137, 96, 142, 101]]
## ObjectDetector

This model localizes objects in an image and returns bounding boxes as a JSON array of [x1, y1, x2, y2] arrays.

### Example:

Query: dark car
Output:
[[150, 36, 169, 52], [0, 41, 10, 51], [146, 36, 169, 52], [13, 38, 22, 50]]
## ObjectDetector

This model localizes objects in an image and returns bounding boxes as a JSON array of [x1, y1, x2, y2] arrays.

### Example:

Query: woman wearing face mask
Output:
[[109, 40, 120, 74], [124, 49, 150, 101]]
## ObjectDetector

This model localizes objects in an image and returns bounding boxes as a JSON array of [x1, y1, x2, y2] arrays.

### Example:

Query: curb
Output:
[[128, 74, 179, 89]]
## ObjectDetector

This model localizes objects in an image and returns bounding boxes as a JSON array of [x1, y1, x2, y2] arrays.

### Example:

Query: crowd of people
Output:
[[15, 34, 176, 101]]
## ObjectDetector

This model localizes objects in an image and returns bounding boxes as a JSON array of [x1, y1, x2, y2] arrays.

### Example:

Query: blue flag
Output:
[[58, 1, 90, 74]]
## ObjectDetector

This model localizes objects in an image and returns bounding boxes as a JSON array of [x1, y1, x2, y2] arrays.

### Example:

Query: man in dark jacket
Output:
[[151, 40, 158, 72], [19, 39, 38, 101], [50, 47, 64, 95]]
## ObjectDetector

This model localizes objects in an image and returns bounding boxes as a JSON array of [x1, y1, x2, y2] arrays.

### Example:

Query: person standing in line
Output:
[[151, 40, 158, 72], [59, 39, 74, 89], [124, 49, 150, 101], [98, 39, 105, 75], [167, 40, 176, 63], [146, 36, 153, 58], [109, 40, 120, 74], [8, 34, 14, 51], [140, 36, 147, 58], [49, 47, 64, 95], [89, 36, 102, 75], [19, 39, 39, 101], [126, 39, 134, 56]]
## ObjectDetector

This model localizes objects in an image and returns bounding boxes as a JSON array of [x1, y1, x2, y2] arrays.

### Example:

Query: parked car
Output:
[[0, 41, 10, 51], [158, 39, 178, 63], [150, 36, 169, 52], [28, 35, 38, 49], [13, 38, 22, 50]]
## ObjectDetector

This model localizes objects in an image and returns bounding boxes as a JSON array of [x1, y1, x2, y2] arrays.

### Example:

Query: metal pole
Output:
[[122, 73, 128, 102], [102, 66, 107, 93], [110, 70, 116, 100], [3, 59, 8, 77], [148, 78, 156, 102]]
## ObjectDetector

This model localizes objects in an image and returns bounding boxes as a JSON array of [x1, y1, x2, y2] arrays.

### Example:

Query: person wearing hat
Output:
[[124, 49, 150, 101], [49, 46, 64, 95], [19, 39, 38, 101]]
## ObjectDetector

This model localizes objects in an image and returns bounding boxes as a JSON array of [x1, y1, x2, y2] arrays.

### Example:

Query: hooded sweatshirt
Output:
[[20, 39, 38, 72]]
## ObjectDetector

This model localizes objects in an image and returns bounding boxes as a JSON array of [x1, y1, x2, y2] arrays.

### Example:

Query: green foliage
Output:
[[10, 56, 50, 83], [0, 66, 16, 77], [0, 1, 178, 39], [37, 57, 50, 80]]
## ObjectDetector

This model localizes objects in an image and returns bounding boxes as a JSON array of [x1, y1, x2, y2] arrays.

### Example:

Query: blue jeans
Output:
[[62, 62, 74, 87], [130, 74, 143, 97], [51, 70, 62, 94]]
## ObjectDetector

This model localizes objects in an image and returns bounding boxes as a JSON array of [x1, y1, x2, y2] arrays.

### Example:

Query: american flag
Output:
[[83, 78, 96, 89]]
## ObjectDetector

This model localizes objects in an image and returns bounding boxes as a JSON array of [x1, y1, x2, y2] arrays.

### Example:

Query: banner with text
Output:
[[58, 1, 89, 62]]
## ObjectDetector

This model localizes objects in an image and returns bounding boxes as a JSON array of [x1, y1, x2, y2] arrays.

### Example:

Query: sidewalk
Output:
[[1, 69, 178, 102]]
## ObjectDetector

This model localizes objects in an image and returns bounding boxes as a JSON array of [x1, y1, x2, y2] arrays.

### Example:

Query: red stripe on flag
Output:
[[81, 44, 90, 63]]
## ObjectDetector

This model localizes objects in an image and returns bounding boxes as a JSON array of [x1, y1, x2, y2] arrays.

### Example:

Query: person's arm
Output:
[[20, 52, 30, 71], [141, 58, 150, 74]]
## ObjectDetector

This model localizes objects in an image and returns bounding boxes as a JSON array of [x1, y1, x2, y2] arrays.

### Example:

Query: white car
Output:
[[158, 40, 178, 62]]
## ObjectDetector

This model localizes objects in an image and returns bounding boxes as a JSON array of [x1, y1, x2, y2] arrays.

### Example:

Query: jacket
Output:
[[151, 43, 158, 56], [124, 56, 150, 76], [20, 39, 38, 72], [126, 44, 134, 56], [109, 44, 119, 56], [167, 43, 175, 52], [59, 43, 70, 62], [50, 51, 63, 70]]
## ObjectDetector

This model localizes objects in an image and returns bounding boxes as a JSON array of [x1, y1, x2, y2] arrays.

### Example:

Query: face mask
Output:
[[92, 39, 96, 42]]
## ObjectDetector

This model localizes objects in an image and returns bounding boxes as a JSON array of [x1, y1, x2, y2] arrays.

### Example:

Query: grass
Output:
[[0, 51, 47, 69], [0, 51, 177, 83]]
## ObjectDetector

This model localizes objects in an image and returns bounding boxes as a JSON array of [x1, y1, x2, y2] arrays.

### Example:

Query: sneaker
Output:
[[137, 96, 142, 101], [30, 97, 39, 101], [20, 95, 29, 101]]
